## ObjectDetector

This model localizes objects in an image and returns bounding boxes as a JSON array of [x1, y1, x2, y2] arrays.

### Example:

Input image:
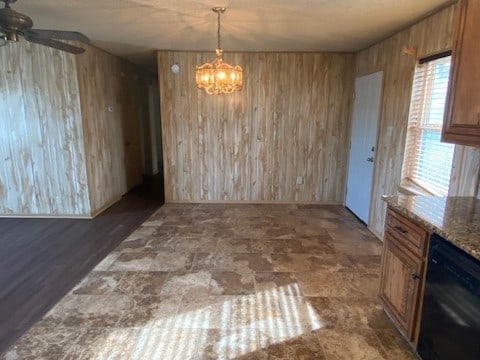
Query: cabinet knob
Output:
[[411, 273, 420, 280]]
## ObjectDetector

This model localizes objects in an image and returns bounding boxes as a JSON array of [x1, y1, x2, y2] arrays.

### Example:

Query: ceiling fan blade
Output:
[[26, 36, 86, 54], [23, 29, 90, 43]]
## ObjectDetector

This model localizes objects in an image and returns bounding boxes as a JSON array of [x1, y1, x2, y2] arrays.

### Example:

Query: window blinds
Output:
[[402, 55, 454, 196]]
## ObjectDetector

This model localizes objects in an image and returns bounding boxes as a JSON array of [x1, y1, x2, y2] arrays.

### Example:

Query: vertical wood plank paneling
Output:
[[325, 53, 356, 202], [0, 41, 89, 216], [158, 51, 202, 202], [250, 52, 275, 201], [230, 52, 253, 200], [76, 46, 147, 215], [157, 52, 175, 202], [1, 41, 151, 217], [356, 4, 480, 237], [76, 47, 125, 215], [158, 50, 354, 203]]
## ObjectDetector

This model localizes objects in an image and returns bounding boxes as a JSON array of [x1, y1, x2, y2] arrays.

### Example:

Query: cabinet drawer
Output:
[[386, 209, 428, 257]]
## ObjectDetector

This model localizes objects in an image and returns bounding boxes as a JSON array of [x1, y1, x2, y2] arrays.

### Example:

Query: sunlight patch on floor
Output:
[[80, 282, 323, 359]]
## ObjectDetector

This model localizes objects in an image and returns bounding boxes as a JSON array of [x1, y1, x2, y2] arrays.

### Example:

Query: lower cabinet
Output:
[[379, 208, 428, 345]]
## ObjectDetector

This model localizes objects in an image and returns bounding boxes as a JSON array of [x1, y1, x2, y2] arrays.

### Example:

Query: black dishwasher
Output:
[[417, 233, 480, 360]]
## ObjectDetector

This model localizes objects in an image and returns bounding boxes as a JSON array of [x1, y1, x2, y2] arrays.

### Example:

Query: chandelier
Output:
[[195, 7, 243, 95]]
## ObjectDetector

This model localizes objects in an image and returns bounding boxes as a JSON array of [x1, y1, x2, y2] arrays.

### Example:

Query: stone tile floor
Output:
[[2, 204, 418, 359]]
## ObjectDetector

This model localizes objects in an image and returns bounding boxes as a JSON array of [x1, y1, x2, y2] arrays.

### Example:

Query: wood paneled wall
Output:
[[0, 41, 150, 217], [356, 4, 480, 237], [0, 41, 90, 216], [76, 46, 146, 215], [158, 51, 354, 203]]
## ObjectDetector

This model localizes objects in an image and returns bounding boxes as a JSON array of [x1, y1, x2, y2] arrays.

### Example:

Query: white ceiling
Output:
[[11, 0, 452, 71]]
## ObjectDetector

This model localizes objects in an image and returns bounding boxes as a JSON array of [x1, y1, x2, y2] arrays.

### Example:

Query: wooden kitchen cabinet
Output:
[[442, 0, 480, 147], [380, 208, 428, 344]]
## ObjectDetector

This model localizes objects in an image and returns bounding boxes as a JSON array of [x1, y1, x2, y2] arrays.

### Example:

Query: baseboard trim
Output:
[[0, 214, 92, 219], [0, 196, 124, 219], [164, 200, 343, 205]]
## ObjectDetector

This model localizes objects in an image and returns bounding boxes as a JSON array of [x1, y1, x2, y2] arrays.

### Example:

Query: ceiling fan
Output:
[[0, 0, 89, 54]]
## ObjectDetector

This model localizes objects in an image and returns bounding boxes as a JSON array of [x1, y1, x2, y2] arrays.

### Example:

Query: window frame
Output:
[[400, 54, 455, 197]]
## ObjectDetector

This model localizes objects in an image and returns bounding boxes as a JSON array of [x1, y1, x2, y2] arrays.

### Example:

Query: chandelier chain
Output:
[[217, 10, 221, 50]]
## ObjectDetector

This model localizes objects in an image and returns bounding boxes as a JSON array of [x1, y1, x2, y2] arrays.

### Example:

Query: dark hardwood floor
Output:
[[0, 180, 163, 354]]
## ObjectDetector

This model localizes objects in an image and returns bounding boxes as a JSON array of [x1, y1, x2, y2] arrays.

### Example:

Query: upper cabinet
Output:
[[442, 0, 480, 147]]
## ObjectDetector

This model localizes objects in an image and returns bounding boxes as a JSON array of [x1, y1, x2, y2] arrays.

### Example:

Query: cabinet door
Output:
[[379, 234, 423, 340], [443, 0, 480, 147]]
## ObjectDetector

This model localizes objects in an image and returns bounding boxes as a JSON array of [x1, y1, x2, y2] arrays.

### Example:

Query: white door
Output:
[[346, 71, 383, 224]]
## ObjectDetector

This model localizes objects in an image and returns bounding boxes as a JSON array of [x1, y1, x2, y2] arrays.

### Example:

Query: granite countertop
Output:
[[383, 195, 480, 261]]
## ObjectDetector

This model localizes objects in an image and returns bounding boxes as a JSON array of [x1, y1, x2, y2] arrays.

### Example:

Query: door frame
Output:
[[344, 70, 384, 227]]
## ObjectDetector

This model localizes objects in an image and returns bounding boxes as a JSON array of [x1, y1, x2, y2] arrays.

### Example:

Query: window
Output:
[[401, 54, 455, 196]]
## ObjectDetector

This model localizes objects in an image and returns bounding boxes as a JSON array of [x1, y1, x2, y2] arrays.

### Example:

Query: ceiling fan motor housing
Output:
[[0, 2, 33, 41]]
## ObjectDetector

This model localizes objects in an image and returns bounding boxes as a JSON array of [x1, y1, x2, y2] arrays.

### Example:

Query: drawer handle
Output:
[[411, 273, 420, 280], [394, 225, 408, 235]]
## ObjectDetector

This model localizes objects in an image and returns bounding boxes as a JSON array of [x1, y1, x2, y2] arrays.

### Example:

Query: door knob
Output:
[[367, 157, 374, 162]]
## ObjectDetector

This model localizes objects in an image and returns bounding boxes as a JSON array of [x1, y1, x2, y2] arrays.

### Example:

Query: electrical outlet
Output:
[[296, 176, 304, 185]]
